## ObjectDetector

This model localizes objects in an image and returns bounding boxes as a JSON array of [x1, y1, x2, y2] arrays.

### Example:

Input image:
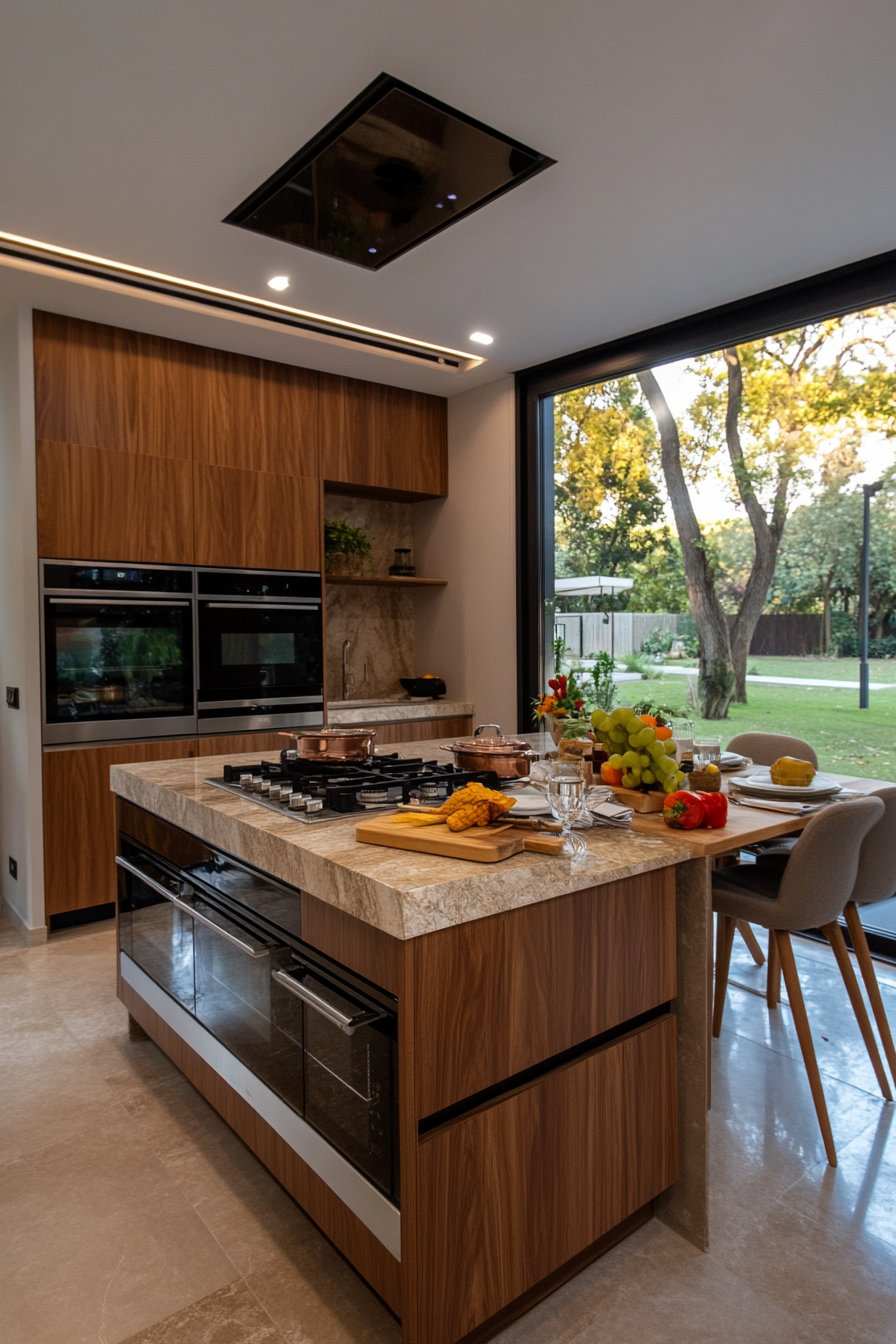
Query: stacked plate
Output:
[[729, 768, 842, 801]]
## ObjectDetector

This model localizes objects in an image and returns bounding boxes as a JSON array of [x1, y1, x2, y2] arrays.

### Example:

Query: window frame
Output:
[[514, 244, 896, 730]]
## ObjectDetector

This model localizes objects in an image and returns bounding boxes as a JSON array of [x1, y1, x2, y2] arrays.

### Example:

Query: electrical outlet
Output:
[[8, 857, 18, 880], [5, 687, 19, 709]]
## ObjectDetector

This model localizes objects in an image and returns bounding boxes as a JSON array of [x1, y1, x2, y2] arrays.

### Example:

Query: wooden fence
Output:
[[728, 614, 823, 656], [554, 612, 678, 658]]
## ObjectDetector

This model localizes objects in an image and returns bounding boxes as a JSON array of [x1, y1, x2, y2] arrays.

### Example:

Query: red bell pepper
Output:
[[662, 791, 706, 829], [696, 791, 728, 829]]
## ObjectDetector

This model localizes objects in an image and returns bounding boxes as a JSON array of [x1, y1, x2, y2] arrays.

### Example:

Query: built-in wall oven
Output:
[[116, 808, 398, 1203], [196, 567, 324, 734], [41, 560, 197, 744]]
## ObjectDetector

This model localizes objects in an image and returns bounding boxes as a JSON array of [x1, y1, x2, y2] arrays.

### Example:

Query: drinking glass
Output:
[[694, 735, 721, 768], [672, 717, 694, 765], [548, 769, 587, 857]]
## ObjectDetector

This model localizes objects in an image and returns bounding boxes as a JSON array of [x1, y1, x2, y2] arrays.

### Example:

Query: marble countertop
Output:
[[327, 699, 473, 726], [110, 735, 692, 940]]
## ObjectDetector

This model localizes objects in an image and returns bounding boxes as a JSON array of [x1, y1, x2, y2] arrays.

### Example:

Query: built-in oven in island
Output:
[[41, 560, 197, 744], [115, 805, 399, 1208], [196, 567, 324, 734]]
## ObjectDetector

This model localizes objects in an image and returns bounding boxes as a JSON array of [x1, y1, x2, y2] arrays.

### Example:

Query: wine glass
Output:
[[548, 770, 587, 857]]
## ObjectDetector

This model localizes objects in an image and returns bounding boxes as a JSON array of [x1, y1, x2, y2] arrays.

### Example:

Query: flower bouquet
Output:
[[533, 673, 591, 745]]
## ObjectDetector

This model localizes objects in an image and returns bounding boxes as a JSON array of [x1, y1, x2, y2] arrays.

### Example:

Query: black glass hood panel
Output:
[[224, 74, 554, 270]]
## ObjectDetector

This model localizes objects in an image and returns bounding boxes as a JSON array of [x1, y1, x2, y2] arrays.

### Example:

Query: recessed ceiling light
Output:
[[469, 331, 494, 346], [267, 275, 290, 291]]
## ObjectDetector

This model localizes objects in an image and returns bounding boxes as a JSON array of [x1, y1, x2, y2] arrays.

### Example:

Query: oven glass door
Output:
[[117, 844, 196, 1013], [197, 600, 322, 701], [44, 597, 194, 731], [192, 909, 305, 1116], [280, 956, 397, 1199]]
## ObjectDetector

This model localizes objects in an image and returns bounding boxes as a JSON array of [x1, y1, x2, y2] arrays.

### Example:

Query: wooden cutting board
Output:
[[355, 817, 529, 863]]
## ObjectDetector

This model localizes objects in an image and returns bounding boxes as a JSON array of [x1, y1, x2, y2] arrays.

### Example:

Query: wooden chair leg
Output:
[[820, 921, 893, 1101], [767, 931, 781, 1009], [775, 930, 837, 1167], [737, 919, 766, 966], [844, 902, 896, 1089], [713, 913, 736, 1038]]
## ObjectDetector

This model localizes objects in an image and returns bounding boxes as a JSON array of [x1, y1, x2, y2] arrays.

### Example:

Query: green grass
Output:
[[631, 676, 896, 779], [670, 654, 896, 684]]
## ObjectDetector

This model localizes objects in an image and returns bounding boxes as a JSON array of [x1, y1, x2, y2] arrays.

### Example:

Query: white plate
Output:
[[502, 788, 552, 817], [730, 769, 841, 799]]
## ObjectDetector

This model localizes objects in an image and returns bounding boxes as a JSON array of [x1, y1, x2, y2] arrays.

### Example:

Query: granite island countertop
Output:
[[110, 736, 693, 940]]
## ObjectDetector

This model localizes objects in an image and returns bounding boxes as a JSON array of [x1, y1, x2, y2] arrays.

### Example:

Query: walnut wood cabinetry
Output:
[[42, 733, 286, 917], [320, 373, 448, 499], [36, 439, 195, 563]]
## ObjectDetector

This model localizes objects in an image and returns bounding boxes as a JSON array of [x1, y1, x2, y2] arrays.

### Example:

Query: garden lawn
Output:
[[743, 655, 896, 685], [667, 681, 896, 779]]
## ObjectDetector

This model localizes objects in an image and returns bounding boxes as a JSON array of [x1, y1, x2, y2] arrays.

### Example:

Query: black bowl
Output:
[[400, 677, 446, 699]]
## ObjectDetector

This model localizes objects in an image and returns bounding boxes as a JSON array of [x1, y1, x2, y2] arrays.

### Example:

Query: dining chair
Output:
[[726, 731, 819, 769], [712, 795, 887, 1166], [843, 785, 896, 1088], [724, 730, 820, 970]]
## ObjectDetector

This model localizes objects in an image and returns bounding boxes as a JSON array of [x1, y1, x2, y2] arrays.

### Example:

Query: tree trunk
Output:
[[637, 371, 734, 718], [822, 587, 831, 655], [721, 349, 788, 701]]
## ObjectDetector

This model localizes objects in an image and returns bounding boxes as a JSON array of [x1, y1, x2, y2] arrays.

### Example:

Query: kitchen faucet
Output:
[[342, 639, 355, 701]]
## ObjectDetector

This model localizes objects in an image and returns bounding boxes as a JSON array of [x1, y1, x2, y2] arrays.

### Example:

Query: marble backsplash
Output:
[[324, 492, 417, 701]]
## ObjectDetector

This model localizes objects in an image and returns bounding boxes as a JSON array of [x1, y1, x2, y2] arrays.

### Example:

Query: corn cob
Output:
[[446, 800, 492, 831], [390, 813, 446, 827]]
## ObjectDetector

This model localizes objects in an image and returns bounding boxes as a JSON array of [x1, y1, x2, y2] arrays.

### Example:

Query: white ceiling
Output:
[[3, 0, 896, 395]]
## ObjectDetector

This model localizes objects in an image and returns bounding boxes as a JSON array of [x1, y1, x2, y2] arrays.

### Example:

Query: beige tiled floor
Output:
[[1, 912, 894, 1344]]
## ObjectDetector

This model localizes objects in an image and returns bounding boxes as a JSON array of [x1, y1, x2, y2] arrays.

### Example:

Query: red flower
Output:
[[575, 699, 583, 711]]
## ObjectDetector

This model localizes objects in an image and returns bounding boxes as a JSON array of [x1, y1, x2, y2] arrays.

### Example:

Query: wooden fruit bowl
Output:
[[608, 785, 666, 813]]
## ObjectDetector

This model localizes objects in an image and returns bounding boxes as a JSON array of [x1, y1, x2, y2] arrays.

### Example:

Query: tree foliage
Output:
[[554, 378, 664, 591]]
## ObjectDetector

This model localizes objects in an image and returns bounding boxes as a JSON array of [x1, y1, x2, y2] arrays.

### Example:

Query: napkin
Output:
[[730, 795, 826, 816]]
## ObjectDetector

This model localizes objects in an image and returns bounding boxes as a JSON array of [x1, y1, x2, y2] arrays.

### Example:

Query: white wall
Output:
[[0, 307, 45, 940], [414, 376, 518, 732]]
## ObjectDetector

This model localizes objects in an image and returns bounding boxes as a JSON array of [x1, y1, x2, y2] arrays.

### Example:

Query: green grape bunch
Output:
[[590, 706, 685, 795]]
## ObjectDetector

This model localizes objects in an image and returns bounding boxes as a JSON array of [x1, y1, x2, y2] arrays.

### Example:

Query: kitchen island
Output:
[[110, 739, 711, 1344]]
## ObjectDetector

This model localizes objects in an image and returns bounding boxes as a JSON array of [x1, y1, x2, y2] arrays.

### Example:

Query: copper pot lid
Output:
[[442, 738, 534, 756], [295, 728, 374, 739]]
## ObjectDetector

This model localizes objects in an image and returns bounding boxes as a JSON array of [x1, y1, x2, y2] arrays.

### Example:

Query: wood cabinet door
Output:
[[42, 739, 195, 917], [36, 440, 195, 563], [191, 346, 319, 477], [412, 867, 676, 1118], [413, 1016, 677, 1344], [193, 732, 289, 757], [320, 374, 447, 498], [192, 464, 321, 570], [33, 312, 194, 460]]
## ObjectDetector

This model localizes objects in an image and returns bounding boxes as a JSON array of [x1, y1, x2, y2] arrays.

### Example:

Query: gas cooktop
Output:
[[204, 751, 503, 824]]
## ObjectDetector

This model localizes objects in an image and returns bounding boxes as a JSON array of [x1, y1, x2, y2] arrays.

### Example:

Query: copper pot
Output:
[[290, 728, 376, 762], [97, 685, 126, 703], [439, 725, 537, 780]]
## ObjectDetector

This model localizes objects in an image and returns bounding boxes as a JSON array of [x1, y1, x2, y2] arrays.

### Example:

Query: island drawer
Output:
[[412, 1013, 677, 1344], [411, 867, 676, 1119]]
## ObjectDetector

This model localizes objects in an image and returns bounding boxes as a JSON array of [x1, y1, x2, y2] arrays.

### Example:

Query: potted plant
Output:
[[324, 518, 374, 577], [533, 671, 591, 744]]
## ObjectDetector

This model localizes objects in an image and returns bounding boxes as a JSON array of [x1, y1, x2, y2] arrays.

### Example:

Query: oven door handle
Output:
[[47, 597, 191, 606], [202, 602, 320, 610], [115, 855, 272, 958], [271, 968, 385, 1036]]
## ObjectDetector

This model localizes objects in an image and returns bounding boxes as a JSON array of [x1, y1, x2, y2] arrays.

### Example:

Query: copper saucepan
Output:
[[289, 728, 377, 762], [439, 724, 538, 780]]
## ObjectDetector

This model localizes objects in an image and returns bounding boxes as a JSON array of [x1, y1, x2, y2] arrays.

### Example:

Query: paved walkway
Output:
[[659, 665, 896, 691]]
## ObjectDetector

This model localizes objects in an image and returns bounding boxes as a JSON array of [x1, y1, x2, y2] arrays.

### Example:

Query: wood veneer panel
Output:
[[37, 439, 194, 563], [413, 867, 676, 1118], [191, 346, 319, 477], [33, 311, 194, 459], [414, 1016, 677, 1344], [302, 891, 401, 996], [121, 980, 401, 1314], [43, 740, 195, 916], [193, 463, 320, 570], [320, 374, 447, 499], [348, 716, 472, 746], [194, 732, 289, 757]]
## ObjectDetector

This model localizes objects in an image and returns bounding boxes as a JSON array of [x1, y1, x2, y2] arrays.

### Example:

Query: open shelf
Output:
[[325, 575, 448, 587]]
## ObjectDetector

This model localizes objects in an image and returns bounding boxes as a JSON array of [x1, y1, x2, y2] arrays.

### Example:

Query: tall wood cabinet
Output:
[[32, 310, 449, 922]]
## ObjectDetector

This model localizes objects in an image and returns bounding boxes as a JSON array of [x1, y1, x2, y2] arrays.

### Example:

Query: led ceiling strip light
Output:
[[0, 230, 485, 371]]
